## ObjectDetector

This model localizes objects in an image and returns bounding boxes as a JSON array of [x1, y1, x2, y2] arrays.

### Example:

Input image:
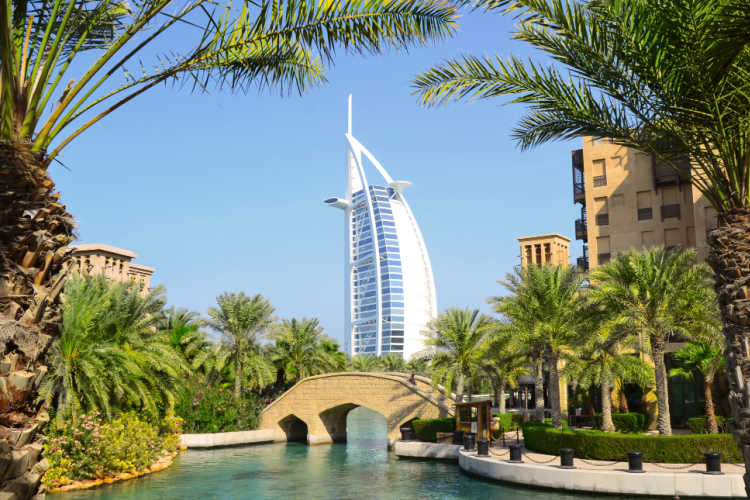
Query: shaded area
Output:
[[319, 403, 358, 443], [278, 415, 308, 443]]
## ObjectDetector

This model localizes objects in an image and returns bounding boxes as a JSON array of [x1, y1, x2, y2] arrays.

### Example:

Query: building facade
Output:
[[572, 137, 717, 269], [518, 234, 570, 268], [324, 96, 438, 359], [71, 243, 155, 294]]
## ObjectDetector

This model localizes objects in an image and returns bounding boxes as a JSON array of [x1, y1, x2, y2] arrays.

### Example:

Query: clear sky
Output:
[[54, 8, 581, 346]]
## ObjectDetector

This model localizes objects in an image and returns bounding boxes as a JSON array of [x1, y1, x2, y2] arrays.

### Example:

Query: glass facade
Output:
[[350, 186, 405, 355]]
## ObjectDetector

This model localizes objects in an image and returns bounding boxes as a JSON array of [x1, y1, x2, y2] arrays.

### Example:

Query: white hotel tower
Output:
[[324, 96, 437, 359]]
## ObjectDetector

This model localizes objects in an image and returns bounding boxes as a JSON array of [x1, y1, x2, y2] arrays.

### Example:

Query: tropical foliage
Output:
[[272, 318, 338, 383]]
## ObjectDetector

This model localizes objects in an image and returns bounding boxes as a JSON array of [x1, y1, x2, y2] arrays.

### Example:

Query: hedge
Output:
[[411, 418, 455, 442], [592, 412, 648, 433], [687, 416, 733, 434], [522, 422, 741, 463]]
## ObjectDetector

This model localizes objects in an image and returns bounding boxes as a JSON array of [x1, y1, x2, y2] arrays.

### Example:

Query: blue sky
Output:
[[54, 8, 580, 345]]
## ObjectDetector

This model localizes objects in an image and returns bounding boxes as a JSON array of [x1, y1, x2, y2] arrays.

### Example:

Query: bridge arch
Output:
[[260, 372, 454, 446]]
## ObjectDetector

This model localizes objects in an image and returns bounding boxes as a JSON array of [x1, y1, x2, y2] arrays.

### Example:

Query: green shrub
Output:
[[543, 418, 568, 430], [175, 377, 262, 433], [522, 421, 741, 463], [492, 413, 514, 431], [593, 412, 648, 433], [43, 412, 181, 488], [511, 413, 524, 427], [687, 416, 733, 434], [411, 418, 455, 442]]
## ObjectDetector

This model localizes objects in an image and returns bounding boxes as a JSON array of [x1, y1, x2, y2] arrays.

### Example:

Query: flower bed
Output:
[[42, 411, 183, 490], [522, 421, 741, 463]]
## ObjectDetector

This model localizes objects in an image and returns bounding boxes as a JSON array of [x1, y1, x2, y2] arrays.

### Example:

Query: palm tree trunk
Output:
[[498, 377, 506, 414], [456, 371, 465, 403], [651, 335, 672, 435], [534, 354, 545, 422], [600, 363, 615, 432], [0, 143, 75, 498], [704, 376, 719, 434], [234, 358, 243, 399], [617, 378, 630, 413], [707, 211, 750, 493], [549, 353, 562, 428]]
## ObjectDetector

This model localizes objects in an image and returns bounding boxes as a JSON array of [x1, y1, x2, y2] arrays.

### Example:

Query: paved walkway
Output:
[[487, 435, 743, 474]]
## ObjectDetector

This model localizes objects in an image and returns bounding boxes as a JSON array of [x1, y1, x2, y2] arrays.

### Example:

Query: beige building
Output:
[[71, 243, 155, 294], [572, 137, 717, 269], [518, 234, 570, 268]]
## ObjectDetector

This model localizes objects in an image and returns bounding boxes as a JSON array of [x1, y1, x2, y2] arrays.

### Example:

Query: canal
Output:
[[60, 408, 612, 499]]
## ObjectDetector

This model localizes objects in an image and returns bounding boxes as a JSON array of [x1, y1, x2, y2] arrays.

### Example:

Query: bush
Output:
[[411, 418, 455, 442], [688, 415, 734, 434], [492, 413, 514, 431], [43, 412, 181, 488], [543, 418, 568, 430], [175, 377, 263, 433], [593, 412, 648, 433], [522, 421, 741, 463]]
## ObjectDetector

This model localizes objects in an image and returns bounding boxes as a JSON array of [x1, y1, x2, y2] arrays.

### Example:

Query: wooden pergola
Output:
[[455, 399, 493, 442]]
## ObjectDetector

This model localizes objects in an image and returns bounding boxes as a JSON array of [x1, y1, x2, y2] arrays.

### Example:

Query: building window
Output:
[[598, 253, 611, 264], [661, 203, 681, 220], [595, 213, 609, 226], [637, 207, 653, 220], [592, 159, 607, 186]]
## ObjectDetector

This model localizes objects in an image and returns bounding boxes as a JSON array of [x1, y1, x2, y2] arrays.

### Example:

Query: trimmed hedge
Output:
[[593, 412, 648, 433], [522, 422, 741, 463], [687, 416, 733, 434], [492, 413, 513, 431], [411, 418, 455, 442]]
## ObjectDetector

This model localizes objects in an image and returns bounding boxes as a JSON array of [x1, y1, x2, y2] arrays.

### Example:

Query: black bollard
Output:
[[559, 448, 575, 469], [704, 452, 723, 475], [463, 432, 476, 451], [627, 451, 645, 473], [400, 427, 415, 441], [478, 439, 489, 456], [509, 443, 523, 463], [453, 430, 465, 445]]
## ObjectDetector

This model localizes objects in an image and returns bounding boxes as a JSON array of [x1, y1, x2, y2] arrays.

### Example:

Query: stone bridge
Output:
[[259, 372, 454, 446]]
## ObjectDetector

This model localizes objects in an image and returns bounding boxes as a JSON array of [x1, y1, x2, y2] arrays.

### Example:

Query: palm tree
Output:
[[38, 275, 186, 423], [424, 308, 495, 402], [380, 353, 407, 372], [207, 292, 275, 398], [670, 338, 725, 433], [406, 356, 431, 377], [491, 265, 585, 427], [568, 307, 653, 433], [480, 325, 528, 413], [349, 354, 381, 372], [414, 0, 750, 464], [321, 339, 347, 372], [272, 318, 334, 383], [591, 248, 716, 434], [159, 307, 211, 369]]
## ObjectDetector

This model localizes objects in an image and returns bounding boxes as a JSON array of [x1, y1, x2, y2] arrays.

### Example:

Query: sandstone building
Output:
[[70, 243, 154, 294], [572, 137, 718, 269], [518, 234, 570, 268]]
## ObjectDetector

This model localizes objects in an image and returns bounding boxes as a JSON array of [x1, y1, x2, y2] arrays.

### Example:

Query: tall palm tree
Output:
[[491, 264, 585, 427], [206, 292, 275, 398], [380, 353, 407, 372], [414, 0, 750, 469], [670, 338, 725, 434], [480, 324, 528, 413], [159, 307, 211, 369], [591, 248, 716, 434], [38, 275, 186, 423], [0, 2, 455, 492], [424, 308, 495, 402], [321, 338, 347, 372], [272, 317, 334, 383], [568, 306, 653, 433]]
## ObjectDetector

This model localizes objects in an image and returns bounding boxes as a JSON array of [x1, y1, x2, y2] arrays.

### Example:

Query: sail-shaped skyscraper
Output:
[[324, 96, 437, 360]]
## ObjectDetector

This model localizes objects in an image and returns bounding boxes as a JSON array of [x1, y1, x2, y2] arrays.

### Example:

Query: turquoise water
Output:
[[60, 408, 607, 499]]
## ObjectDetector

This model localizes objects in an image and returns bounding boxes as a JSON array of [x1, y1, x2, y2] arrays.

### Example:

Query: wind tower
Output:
[[324, 95, 437, 359]]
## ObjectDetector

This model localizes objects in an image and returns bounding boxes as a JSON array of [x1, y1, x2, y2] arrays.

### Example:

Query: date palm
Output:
[[380, 353, 407, 372], [591, 248, 716, 435], [414, 0, 750, 472], [38, 275, 186, 424], [207, 292, 275, 398], [272, 317, 334, 383], [424, 307, 495, 402], [349, 353, 381, 372], [670, 338, 725, 434], [0, 1, 455, 492], [480, 326, 528, 413], [159, 307, 211, 370], [491, 264, 585, 428]]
